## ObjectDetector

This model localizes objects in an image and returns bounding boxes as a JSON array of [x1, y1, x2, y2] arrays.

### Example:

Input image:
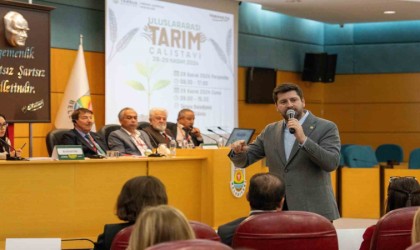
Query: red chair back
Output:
[[110, 225, 134, 250], [189, 220, 221, 241], [370, 206, 419, 250], [232, 211, 338, 250], [145, 239, 232, 250]]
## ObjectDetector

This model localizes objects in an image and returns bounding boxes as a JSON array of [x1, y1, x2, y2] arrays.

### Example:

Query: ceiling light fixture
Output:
[[384, 10, 396, 14]]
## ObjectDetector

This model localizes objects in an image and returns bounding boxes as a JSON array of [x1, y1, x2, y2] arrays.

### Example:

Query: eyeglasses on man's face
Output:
[[389, 176, 416, 183], [0, 123, 8, 129]]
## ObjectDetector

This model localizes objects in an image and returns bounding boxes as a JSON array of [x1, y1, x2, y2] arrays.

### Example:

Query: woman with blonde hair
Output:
[[412, 208, 420, 244], [127, 205, 195, 250]]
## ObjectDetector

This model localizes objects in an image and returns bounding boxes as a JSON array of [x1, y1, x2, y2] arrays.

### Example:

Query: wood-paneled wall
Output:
[[13, 48, 420, 160]]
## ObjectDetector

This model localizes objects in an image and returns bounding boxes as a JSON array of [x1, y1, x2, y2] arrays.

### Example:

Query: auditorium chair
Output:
[[409, 148, 420, 169], [110, 225, 133, 250], [370, 206, 419, 250], [189, 220, 221, 241], [98, 124, 120, 145], [45, 128, 69, 156], [407, 242, 420, 250], [342, 145, 378, 168], [146, 239, 233, 250], [137, 121, 150, 130], [375, 144, 403, 165], [232, 211, 338, 250]]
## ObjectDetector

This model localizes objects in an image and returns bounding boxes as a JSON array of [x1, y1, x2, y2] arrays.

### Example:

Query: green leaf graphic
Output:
[[135, 63, 151, 78], [152, 80, 171, 91], [126, 80, 146, 91]]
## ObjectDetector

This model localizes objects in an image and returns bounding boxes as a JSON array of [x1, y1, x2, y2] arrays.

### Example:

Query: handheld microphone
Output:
[[0, 138, 24, 160], [207, 129, 228, 140], [143, 130, 163, 157], [286, 109, 296, 134]]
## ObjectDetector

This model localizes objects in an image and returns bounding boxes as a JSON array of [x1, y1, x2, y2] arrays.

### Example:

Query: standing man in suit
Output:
[[61, 108, 108, 158], [229, 83, 340, 221], [171, 109, 203, 147], [108, 107, 153, 156], [142, 108, 174, 148], [217, 173, 285, 246]]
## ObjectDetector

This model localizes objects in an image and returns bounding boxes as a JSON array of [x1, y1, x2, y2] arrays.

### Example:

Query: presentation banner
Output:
[[106, 0, 235, 131]]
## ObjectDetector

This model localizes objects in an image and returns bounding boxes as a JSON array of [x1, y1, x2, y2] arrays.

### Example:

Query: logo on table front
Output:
[[230, 163, 246, 198]]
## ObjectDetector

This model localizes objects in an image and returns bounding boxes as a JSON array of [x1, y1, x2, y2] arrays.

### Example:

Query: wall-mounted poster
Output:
[[0, 1, 53, 122]]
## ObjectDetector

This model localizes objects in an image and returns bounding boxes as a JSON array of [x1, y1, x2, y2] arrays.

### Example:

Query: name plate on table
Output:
[[201, 144, 219, 149], [52, 145, 84, 160]]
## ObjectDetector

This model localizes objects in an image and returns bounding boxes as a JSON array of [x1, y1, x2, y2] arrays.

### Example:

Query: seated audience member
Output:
[[61, 108, 108, 158], [108, 107, 153, 156], [142, 108, 174, 148], [217, 173, 285, 246], [94, 176, 168, 250], [171, 109, 203, 147], [0, 114, 21, 160], [360, 176, 420, 250], [412, 208, 420, 245], [127, 205, 195, 250]]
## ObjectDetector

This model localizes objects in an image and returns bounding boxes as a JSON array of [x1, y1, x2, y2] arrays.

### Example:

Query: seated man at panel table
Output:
[[142, 107, 175, 148], [170, 108, 203, 147], [108, 107, 153, 156], [61, 108, 108, 158], [217, 172, 285, 246]]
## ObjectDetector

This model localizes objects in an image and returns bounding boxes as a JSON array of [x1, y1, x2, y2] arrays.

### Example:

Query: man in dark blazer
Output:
[[61, 108, 108, 158], [142, 107, 175, 148], [229, 83, 341, 221], [217, 173, 285, 246], [108, 107, 153, 156], [170, 108, 203, 147]]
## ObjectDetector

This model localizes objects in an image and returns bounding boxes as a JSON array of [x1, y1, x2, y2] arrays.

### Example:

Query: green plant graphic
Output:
[[126, 62, 171, 110]]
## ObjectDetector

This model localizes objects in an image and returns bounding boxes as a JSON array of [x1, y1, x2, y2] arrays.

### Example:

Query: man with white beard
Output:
[[142, 108, 175, 148]]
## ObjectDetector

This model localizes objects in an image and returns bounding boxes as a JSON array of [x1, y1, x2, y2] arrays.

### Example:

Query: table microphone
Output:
[[0, 138, 25, 160], [201, 133, 218, 144], [217, 126, 230, 134], [207, 129, 228, 140], [143, 130, 163, 157]]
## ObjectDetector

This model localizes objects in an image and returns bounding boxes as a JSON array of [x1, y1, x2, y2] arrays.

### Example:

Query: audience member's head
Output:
[[118, 107, 138, 133], [247, 173, 285, 211], [0, 114, 8, 140], [127, 205, 195, 250], [386, 176, 420, 213], [71, 108, 94, 134], [116, 176, 168, 223], [4, 11, 29, 47], [149, 108, 168, 132], [412, 208, 420, 244], [177, 109, 195, 129]]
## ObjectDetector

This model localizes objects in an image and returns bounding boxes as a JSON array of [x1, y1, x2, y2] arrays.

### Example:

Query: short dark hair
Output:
[[177, 109, 194, 121], [386, 177, 420, 213], [247, 173, 285, 210], [116, 176, 168, 222], [272, 83, 304, 103], [71, 108, 93, 123]]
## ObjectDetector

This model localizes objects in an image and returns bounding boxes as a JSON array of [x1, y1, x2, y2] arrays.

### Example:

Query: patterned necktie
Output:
[[85, 133, 105, 155], [162, 132, 169, 144], [182, 127, 191, 142]]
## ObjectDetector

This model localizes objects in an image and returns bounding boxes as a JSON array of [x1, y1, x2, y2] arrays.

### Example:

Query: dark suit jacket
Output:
[[94, 222, 133, 250], [108, 128, 153, 155], [142, 126, 174, 148], [169, 123, 203, 147], [229, 112, 341, 221], [217, 216, 247, 246], [61, 129, 109, 158]]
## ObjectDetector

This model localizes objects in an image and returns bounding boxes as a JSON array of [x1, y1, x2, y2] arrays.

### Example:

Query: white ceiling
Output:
[[237, 0, 420, 24]]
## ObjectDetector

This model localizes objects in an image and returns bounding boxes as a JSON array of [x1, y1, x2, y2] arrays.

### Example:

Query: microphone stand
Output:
[[143, 130, 163, 157], [207, 129, 228, 140]]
